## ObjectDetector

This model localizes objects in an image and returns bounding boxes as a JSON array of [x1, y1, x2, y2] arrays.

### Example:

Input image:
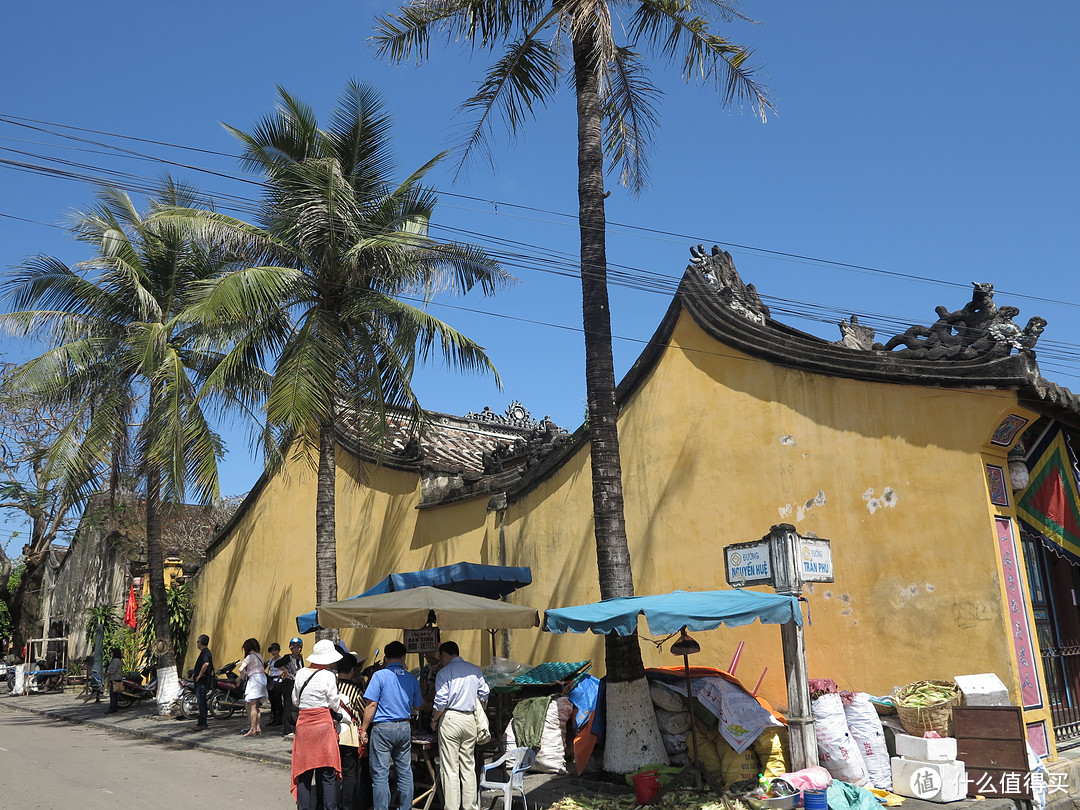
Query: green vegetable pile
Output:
[[546, 793, 751, 810], [894, 680, 960, 708]]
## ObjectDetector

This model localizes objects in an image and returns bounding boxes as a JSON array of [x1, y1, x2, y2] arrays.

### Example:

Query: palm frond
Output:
[[329, 80, 398, 194], [601, 45, 661, 195], [373, 0, 553, 61], [629, 0, 772, 121], [455, 34, 561, 174]]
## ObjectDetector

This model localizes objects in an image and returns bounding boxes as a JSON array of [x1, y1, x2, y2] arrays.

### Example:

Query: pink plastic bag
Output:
[[781, 766, 833, 792]]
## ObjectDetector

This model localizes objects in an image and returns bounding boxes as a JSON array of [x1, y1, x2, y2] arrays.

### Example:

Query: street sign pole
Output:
[[770, 523, 818, 772]]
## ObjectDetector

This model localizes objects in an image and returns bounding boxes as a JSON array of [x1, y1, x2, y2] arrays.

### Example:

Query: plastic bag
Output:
[[483, 657, 526, 688], [780, 766, 833, 792], [825, 780, 880, 810]]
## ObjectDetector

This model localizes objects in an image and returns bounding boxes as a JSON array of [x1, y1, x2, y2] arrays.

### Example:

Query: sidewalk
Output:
[[0, 688, 1064, 810], [0, 687, 584, 803], [0, 685, 295, 765]]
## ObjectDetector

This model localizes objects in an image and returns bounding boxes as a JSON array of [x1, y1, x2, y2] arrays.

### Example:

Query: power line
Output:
[[2, 111, 1078, 312], [2, 113, 1079, 380]]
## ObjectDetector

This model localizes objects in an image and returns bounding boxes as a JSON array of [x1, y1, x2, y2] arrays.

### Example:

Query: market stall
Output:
[[543, 589, 804, 796], [316, 586, 542, 808]]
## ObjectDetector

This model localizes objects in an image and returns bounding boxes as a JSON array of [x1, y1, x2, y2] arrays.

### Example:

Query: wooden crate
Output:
[[952, 705, 1031, 799]]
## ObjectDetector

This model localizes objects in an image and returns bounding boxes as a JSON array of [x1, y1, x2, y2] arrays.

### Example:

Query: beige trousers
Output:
[[438, 709, 479, 810]]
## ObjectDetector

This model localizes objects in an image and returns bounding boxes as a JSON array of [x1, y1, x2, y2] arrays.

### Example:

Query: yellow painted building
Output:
[[191, 247, 1076, 757]]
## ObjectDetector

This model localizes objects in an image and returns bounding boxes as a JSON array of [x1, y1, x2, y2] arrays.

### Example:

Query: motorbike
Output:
[[209, 660, 246, 719], [115, 666, 157, 707], [176, 672, 199, 719]]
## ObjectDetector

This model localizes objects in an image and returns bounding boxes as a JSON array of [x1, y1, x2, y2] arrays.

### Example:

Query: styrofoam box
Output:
[[953, 673, 1009, 706], [891, 757, 967, 803], [894, 732, 958, 762]]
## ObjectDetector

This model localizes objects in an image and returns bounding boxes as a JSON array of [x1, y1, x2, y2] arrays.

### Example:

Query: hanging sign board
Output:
[[403, 626, 440, 655], [724, 539, 775, 587], [799, 537, 834, 582]]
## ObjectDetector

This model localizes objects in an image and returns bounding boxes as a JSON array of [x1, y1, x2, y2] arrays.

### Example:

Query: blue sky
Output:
[[1, 1, 1077, 549]]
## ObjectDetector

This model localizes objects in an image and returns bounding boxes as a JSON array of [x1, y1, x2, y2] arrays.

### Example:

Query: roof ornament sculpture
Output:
[[836, 315, 876, 350], [466, 400, 539, 429], [481, 416, 571, 475], [871, 282, 1047, 361], [689, 244, 770, 325]]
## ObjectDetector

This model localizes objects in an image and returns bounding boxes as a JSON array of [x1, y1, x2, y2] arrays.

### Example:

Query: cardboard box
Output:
[[953, 673, 1009, 707], [895, 732, 959, 761], [891, 757, 967, 803]]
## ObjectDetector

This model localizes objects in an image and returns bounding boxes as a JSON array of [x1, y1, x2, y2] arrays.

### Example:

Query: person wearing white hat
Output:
[[290, 639, 345, 810]]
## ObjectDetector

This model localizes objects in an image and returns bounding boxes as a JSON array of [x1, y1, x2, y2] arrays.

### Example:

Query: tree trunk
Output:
[[6, 557, 43, 654], [315, 418, 339, 642], [145, 467, 179, 712], [3, 515, 52, 651], [572, 29, 666, 773]]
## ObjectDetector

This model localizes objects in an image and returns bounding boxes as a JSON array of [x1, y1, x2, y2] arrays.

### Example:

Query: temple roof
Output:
[[613, 245, 1080, 433], [209, 243, 1080, 544]]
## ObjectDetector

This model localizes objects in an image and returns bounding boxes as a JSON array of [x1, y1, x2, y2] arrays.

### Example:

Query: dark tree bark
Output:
[[144, 466, 175, 671], [315, 418, 338, 642], [4, 557, 43, 653], [572, 30, 644, 685]]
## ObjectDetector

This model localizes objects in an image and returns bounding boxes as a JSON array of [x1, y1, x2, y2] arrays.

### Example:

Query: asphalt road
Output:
[[0, 710, 297, 808]]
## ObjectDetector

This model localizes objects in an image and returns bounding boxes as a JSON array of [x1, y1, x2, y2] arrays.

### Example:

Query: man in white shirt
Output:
[[430, 641, 489, 810]]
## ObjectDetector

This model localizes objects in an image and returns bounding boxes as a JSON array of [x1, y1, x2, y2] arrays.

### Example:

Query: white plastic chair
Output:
[[480, 747, 536, 810]]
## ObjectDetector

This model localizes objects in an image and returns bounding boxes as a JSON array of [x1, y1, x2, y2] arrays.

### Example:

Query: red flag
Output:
[[123, 584, 138, 628]]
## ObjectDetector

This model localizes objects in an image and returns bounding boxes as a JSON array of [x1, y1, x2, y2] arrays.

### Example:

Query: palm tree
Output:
[[1, 177, 264, 711], [181, 81, 512, 638], [373, 1, 771, 772]]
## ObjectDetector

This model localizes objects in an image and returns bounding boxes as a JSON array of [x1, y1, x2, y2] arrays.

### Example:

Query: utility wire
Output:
[[2, 111, 1078, 312], [3, 113, 1080, 384]]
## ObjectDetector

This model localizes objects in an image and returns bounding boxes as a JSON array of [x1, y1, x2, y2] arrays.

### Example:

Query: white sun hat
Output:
[[307, 639, 343, 665]]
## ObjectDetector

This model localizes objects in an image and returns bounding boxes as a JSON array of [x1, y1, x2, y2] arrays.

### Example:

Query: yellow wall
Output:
[[497, 312, 1040, 717], [191, 307, 1051, 747], [188, 452, 495, 672]]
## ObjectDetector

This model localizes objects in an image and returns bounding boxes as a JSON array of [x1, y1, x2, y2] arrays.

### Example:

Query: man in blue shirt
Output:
[[362, 641, 423, 810]]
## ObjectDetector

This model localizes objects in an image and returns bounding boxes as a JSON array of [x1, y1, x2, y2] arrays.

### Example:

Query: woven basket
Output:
[[894, 679, 961, 736], [870, 697, 897, 716]]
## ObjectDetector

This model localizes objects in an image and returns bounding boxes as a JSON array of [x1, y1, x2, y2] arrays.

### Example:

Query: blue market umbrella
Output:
[[296, 561, 532, 634], [542, 588, 802, 636]]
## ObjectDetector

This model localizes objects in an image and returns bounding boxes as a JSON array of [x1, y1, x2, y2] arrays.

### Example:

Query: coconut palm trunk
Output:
[[573, 29, 665, 770], [144, 465, 180, 711], [315, 418, 338, 641]]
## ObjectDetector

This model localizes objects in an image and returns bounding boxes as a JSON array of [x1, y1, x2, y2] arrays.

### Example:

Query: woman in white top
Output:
[[237, 637, 268, 736], [291, 639, 347, 810]]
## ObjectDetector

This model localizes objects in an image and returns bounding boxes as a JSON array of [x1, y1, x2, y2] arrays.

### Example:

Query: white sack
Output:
[[812, 693, 870, 787], [650, 682, 686, 712], [844, 692, 892, 790], [654, 708, 692, 736], [533, 697, 575, 773]]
